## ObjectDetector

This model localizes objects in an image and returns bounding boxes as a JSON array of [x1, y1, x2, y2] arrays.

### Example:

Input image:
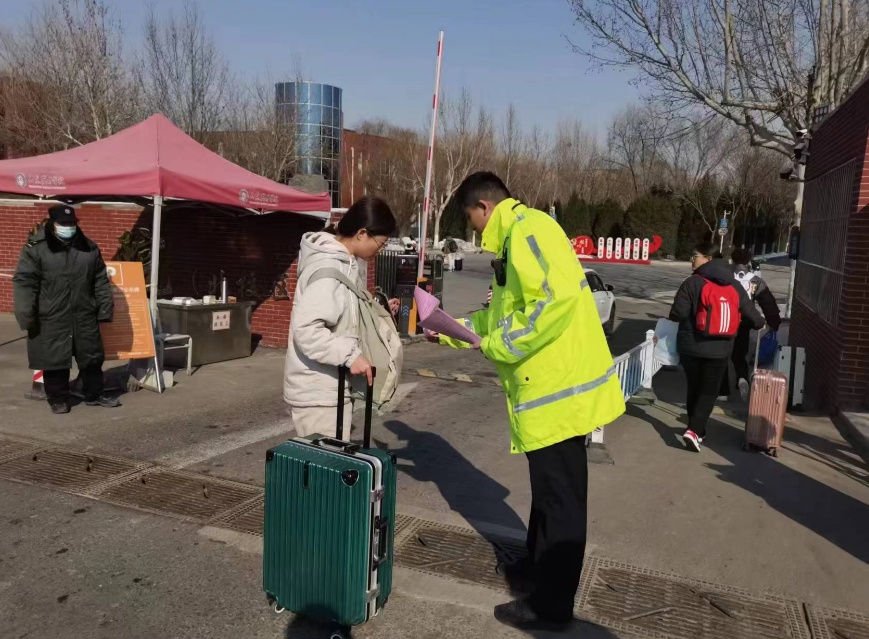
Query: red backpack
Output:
[[695, 278, 741, 337]]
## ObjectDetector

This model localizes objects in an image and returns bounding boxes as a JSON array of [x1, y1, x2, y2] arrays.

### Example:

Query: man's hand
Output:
[[349, 354, 374, 385], [424, 329, 439, 343], [388, 297, 400, 316]]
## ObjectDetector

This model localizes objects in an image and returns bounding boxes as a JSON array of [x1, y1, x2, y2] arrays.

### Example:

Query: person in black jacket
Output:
[[13, 204, 120, 414], [668, 242, 764, 452], [721, 247, 782, 401]]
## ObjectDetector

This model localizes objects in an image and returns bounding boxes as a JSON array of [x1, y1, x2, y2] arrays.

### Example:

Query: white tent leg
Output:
[[149, 195, 163, 321]]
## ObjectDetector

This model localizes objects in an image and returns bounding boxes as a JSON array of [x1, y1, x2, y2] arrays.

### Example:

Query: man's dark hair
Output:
[[730, 247, 752, 265], [693, 242, 722, 259], [453, 172, 511, 212]]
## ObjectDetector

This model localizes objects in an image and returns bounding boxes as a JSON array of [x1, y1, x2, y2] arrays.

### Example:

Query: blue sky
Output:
[[7, 0, 641, 139]]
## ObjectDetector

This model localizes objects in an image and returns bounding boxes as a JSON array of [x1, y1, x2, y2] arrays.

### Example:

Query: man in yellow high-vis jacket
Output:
[[438, 172, 625, 632]]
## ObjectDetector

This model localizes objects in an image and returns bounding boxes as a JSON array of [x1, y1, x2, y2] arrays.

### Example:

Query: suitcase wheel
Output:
[[742, 442, 751, 452], [271, 601, 285, 615], [329, 627, 350, 639], [770, 448, 778, 458]]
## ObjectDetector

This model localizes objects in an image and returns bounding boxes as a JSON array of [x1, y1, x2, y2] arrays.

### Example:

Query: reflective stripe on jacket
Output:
[[442, 198, 625, 453]]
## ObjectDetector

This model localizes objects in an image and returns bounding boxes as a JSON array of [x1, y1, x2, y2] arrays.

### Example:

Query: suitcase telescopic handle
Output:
[[336, 365, 377, 447], [753, 326, 770, 376]]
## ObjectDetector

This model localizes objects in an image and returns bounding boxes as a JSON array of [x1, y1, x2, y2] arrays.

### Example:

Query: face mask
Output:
[[55, 224, 77, 240]]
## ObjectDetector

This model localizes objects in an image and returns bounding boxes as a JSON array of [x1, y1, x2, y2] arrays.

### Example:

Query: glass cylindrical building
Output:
[[275, 81, 343, 208]]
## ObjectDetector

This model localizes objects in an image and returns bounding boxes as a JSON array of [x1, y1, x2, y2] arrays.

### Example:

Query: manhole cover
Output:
[[394, 522, 526, 592], [0, 449, 142, 492], [805, 604, 869, 639], [220, 497, 264, 536], [577, 557, 808, 639], [99, 470, 260, 521]]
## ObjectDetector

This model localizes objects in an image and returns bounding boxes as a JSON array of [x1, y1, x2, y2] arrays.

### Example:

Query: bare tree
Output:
[[400, 89, 493, 244], [606, 104, 670, 196], [551, 119, 601, 204], [568, 0, 869, 155], [499, 104, 524, 189], [136, 1, 231, 140], [217, 77, 298, 183], [0, 0, 138, 152], [511, 126, 554, 208]]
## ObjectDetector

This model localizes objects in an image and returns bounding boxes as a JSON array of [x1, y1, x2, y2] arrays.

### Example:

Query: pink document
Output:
[[414, 287, 481, 346]]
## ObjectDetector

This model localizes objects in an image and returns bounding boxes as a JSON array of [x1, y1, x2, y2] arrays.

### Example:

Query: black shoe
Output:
[[85, 394, 121, 408], [494, 598, 572, 632], [48, 399, 70, 414]]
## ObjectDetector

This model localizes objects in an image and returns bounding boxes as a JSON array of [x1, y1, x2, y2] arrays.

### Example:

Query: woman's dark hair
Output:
[[730, 247, 752, 264], [327, 195, 396, 237], [693, 242, 722, 259]]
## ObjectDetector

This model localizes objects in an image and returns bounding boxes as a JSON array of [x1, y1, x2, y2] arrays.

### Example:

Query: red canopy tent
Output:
[[0, 114, 331, 312]]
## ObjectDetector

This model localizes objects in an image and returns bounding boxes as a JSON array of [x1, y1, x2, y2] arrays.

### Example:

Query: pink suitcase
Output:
[[744, 330, 787, 457]]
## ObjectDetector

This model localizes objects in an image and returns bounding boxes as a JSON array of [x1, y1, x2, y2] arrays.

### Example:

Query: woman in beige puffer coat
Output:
[[283, 196, 398, 437]]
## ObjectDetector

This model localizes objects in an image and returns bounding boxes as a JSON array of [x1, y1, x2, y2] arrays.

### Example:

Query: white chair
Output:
[[156, 333, 193, 376]]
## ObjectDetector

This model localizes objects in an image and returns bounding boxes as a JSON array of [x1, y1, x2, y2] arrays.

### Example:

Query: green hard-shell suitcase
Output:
[[264, 367, 396, 639]]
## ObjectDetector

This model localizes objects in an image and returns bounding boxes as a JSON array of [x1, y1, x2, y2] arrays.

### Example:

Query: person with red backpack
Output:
[[668, 243, 765, 452]]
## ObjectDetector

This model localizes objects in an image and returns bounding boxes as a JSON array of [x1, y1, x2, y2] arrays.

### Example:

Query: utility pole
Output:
[[784, 129, 810, 318]]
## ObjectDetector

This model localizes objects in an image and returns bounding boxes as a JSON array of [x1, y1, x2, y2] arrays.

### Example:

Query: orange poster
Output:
[[100, 261, 157, 361]]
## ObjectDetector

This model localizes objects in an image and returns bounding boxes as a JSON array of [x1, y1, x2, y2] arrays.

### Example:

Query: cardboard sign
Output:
[[101, 261, 157, 360]]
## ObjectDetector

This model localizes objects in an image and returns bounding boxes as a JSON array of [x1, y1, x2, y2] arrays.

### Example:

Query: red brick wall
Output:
[[0, 201, 332, 348], [791, 76, 869, 411], [0, 201, 143, 313]]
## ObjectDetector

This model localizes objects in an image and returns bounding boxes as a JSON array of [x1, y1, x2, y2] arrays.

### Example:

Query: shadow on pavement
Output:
[[380, 419, 533, 596], [284, 614, 354, 638], [703, 421, 869, 565], [381, 419, 526, 535], [645, 364, 869, 564]]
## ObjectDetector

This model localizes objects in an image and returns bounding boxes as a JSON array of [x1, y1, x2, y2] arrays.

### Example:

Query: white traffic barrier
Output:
[[588, 329, 661, 446]]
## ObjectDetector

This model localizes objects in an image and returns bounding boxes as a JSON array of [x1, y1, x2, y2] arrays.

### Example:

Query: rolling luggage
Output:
[[263, 367, 396, 639], [743, 330, 788, 457]]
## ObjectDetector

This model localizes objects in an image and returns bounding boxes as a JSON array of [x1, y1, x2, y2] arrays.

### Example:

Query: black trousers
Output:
[[525, 436, 588, 622], [681, 355, 729, 438], [720, 324, 752, 395], [43, 365, 104, 402]]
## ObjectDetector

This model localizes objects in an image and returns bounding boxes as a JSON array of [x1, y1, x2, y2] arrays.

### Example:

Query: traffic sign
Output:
[[718, 227, 728, 236], [719, 218, 728, 229]]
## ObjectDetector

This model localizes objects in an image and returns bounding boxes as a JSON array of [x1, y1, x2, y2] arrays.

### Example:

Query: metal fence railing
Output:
[[589, 329, 661, 446], [374, 251, 402, 297]]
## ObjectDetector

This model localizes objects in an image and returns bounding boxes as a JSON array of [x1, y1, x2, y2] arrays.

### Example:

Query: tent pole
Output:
[[149, 195, 163, 323]]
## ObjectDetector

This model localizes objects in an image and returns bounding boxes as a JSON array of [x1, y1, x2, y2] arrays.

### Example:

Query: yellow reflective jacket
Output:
[[442, 199, 625, 453]]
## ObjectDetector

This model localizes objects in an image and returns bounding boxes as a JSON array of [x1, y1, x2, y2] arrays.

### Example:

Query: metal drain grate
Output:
[[577, 557, 808, 639], [218, 496, 264, 536], [0, 439, 42, 463], [98, 470, 261, 522], [0, 449, 143, 492], [805, 604, 869, 639], [393, 521, 526, 592]]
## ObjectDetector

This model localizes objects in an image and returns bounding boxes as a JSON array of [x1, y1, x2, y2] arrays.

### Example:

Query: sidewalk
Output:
[[2, 313, 869, 637]]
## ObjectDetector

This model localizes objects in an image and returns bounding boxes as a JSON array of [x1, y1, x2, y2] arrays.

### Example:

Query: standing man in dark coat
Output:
[[13, 204, 121, 414]]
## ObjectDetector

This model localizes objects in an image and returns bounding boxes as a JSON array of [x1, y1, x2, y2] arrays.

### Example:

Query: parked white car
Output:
[[584, 268, 616, 336]]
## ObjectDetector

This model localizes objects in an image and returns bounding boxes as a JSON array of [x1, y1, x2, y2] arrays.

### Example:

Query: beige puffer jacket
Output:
[[283, 232, 361, 407]]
